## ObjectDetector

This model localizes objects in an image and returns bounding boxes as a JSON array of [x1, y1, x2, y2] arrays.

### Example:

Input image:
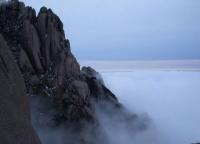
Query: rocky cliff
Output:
[[0, 34, 40, 144], [0, 1, 148, 144]]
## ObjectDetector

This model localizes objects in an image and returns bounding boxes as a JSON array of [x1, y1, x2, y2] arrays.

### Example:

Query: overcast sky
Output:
[[23, 0, 200, 60]]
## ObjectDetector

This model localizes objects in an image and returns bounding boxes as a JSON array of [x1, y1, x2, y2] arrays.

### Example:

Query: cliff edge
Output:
[[0, 1, 148, 144]]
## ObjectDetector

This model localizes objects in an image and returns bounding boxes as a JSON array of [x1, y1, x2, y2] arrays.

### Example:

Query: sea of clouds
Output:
[[101, 70, 200, 144]]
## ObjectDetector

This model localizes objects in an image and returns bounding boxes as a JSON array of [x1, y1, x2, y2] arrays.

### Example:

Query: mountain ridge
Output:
[[0, 1, 148, 144]]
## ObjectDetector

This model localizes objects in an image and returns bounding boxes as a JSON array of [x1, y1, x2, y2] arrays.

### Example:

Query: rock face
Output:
[[0, 34, 40, 144], [0, 1, 148, 144]]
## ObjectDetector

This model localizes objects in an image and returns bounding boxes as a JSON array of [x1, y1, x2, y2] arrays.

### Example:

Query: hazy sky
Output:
[[23, 0, 200, 60]]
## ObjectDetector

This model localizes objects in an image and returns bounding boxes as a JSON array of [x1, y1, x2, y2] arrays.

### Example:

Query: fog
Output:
[[30, 65, 200, 144], [95, 101, 161, 144], [30, 85, 154, 144], [101, 70, 200, 144]]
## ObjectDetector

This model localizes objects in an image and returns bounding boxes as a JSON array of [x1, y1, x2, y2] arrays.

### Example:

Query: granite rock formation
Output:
[[0, 1, 148, 144], [0, 34, 40, 144]]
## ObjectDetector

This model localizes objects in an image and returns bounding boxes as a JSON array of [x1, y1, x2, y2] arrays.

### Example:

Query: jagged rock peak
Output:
[[0, 0, 80, 85], [40, 6, 48, 13], [0, 1, 149, 144]]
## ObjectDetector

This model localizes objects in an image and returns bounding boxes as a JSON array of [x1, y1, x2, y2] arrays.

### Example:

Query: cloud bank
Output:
[[102, 70, 200, 144]]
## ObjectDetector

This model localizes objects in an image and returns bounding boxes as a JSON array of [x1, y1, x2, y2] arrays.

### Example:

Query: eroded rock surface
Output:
[[0, 34, 40, 144], [0, 1, 149, 144]]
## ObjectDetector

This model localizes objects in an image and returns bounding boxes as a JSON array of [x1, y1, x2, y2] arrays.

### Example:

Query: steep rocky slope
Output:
[[0, 34, 40, 144], [0, 1, 148, 144]]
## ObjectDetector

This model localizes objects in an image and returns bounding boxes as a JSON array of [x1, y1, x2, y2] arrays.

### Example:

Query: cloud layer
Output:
[[102, 70, 200, 144]]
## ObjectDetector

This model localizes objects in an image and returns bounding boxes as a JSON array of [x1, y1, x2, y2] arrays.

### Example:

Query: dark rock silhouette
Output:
[[0, 34, 40, 144], [0, 1, 148, 144]]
